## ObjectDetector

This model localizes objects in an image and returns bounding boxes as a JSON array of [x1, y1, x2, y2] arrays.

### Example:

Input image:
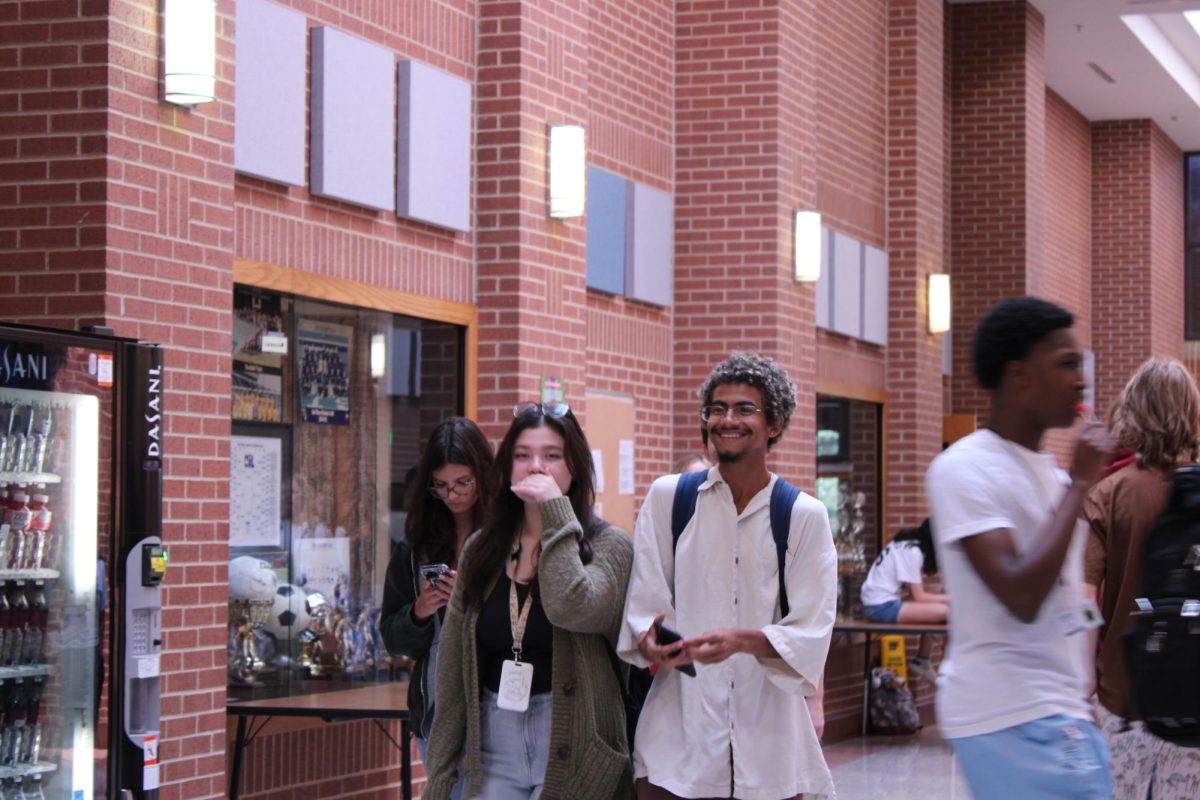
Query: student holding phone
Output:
[[424, 402, 634, 800], [620, 354, 837, 800], [380, 416, 494, 780]]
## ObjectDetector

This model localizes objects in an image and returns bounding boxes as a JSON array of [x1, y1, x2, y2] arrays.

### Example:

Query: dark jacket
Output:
[[379, 539, 438, 738]]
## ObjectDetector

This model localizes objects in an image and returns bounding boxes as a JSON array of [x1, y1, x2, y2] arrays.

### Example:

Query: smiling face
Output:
[[510, 424, 573, 494], [705, 383, 782, 466]]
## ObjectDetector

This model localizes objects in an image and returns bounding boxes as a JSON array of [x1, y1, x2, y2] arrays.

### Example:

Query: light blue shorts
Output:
[[863, 599, 903, 623], [950, 714, 1112, 800]]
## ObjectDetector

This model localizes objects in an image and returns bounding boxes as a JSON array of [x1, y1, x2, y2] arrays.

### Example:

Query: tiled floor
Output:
[[825, 727, 970, 799]]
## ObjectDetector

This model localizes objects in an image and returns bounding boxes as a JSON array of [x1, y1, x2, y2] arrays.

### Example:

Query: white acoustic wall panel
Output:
[[861, 244, 889, 346], [831, 231, 862, 339], [626, 182, 673, 306], [396, 61, 471, 231], [235, 0, 307, 185], [815, 226, 832, 329], [311, 27, 395, 212]]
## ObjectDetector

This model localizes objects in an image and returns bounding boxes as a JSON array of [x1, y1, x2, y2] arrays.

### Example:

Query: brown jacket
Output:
[[1083, 462, 1172, 718], [423, 496, 635, 800]]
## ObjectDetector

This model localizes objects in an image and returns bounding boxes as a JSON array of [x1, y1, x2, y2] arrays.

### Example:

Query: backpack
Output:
[[612, 472, 802, 749], [1124, 465, 1200, 747], [868, 666, 922, 734], [671, 470, 801, 616]]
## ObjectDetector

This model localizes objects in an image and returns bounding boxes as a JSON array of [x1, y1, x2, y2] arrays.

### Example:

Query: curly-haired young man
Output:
[[619, 353, 837, 800], [926, 297, 1113, 799]]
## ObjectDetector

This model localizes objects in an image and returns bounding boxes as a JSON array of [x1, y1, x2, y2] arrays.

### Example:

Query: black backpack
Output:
[[1124, 465, 1200, 746]]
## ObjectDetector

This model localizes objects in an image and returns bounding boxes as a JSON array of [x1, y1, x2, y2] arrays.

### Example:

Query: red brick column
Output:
[[474, 0, 590, 438], [673, 0, 819, 485], [884, 0, 944, 534], [1091, 120, 1184, 411], [948, 1, 1045, 418], [104, 1, 236, 796]]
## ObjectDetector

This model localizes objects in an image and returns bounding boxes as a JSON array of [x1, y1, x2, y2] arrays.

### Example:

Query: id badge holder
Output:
[[497, 659, 534, 712]]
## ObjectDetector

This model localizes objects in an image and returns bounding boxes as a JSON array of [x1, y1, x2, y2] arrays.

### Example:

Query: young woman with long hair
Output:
[[1084, 358, 1200, 800], [423, 402, 635, 800], [380, 416, 494, 779]]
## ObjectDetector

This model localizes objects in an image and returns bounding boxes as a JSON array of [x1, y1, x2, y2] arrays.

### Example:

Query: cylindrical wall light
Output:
[[794, 210, 822, 282], [164, 0, 217, 106], [928, 273, 951, 334], [548, 124, 586, 218]]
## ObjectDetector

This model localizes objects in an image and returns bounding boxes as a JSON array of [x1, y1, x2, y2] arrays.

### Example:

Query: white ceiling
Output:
[[1032, 0, 1200, 150]]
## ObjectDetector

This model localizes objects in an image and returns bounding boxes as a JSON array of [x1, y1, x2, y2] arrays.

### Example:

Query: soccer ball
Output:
[[264, 583, 313, 643], [229, 556, 277, 602]]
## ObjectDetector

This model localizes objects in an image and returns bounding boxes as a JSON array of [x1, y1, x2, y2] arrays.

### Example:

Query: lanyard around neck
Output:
[[508, 578, 534, 662]]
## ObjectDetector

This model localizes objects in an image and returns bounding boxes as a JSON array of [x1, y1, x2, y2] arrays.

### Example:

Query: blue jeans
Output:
[[476, 689, 552, 800], [863, 599, 903, 623], [950, 714, 1113, 800]]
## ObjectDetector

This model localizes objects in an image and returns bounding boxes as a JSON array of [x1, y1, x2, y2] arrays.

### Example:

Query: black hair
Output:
[[699, 352, 797, 449], [404, 417, 494, 568], [893, 519, 937, 576], [460, 407, 601, 610], [972, 297, 1074, 391]]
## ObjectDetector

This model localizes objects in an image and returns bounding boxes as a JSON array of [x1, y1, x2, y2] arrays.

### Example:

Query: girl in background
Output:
[[380, 416, 494, 786], [860, 519, 947, 682]]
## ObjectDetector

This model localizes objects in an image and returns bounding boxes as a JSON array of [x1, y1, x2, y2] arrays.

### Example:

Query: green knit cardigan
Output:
[[423, 496, 635, 800]]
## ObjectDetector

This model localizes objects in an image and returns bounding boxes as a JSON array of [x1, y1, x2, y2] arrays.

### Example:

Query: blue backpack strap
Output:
[[770, 478, 801, 618], [670, 470, 707, 548]]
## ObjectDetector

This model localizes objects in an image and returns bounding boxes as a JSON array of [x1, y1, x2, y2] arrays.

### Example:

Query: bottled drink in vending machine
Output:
[[0, 679, 21, 766], [22, 495, 47, 572], [22, 584, 45, 665], [2, 493, 28, 571], [5, 584, 27, 668], [19, 774, 44, 800]]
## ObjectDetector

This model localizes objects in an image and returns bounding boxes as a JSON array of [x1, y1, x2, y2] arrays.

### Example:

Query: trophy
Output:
[[228, 556, 277, 685], [299, 592, 330, 676]]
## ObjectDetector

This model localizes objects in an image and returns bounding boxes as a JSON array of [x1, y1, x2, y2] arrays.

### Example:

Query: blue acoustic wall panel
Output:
[[626, 182, 673, 306], [397, 61, 471, 231], [234, 0, 306, 185], [586, 166, 627, 295], [311, 27, 395, 212], [861, 244, 889, 346]]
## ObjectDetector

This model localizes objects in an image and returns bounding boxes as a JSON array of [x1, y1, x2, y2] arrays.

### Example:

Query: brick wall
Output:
[[1091, 120, 1184, 413], [948, 0, 1045, 419], [884, 0, 944, 534], [0, 0, 108, 325], [584, 0, 674, 490], [673, 0, 819, 486], [1041, 88, 1092, 463]]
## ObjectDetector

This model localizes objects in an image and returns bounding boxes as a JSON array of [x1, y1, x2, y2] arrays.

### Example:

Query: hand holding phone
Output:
[[653, 620, 697, 677], [419, 563, 451, 586]]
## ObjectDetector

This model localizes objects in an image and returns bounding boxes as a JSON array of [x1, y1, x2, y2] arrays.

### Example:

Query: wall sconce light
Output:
[[794, 210, 822, 282], [164, 0, 217, 106], [928, 273, 951, 334], [370, 334, 387, 379], [548, 124, 586, 218]]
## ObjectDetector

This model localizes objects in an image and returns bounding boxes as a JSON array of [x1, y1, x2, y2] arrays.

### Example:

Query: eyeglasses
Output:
[[513, 402, 570, 419], [429, 477, 477, 498], [700, 402, 763, 422]]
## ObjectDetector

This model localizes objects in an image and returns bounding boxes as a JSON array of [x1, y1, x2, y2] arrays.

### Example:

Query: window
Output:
[[227, 285, 466, 693]]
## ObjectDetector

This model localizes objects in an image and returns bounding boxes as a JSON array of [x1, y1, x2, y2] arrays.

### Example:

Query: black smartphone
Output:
[[653, 621, 696, 677], [419, 563, 451, 586]]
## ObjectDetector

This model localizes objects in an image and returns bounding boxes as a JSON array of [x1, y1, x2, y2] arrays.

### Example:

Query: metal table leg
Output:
[[230, 715, 248, 800], [401, 719, 412, 800]]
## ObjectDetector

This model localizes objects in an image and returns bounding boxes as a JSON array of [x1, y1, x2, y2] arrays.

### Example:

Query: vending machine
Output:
[[0, 323, 164, 800]]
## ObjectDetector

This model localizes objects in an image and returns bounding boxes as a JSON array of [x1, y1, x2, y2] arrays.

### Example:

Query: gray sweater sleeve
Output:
[[537, 496, 634, 643]]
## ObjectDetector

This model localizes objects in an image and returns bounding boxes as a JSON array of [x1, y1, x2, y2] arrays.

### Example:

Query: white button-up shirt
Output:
[[619, 468, 837, 800]]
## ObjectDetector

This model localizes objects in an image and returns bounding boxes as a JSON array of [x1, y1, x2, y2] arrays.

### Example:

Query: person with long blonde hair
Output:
[[1084, 357, 1200, 800]]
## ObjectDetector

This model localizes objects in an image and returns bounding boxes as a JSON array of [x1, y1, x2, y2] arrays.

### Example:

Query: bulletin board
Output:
[[585, 391, 636, 533]]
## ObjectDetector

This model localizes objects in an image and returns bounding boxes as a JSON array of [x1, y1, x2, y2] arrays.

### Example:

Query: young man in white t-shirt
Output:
[[926, 297, 1113, 799]]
